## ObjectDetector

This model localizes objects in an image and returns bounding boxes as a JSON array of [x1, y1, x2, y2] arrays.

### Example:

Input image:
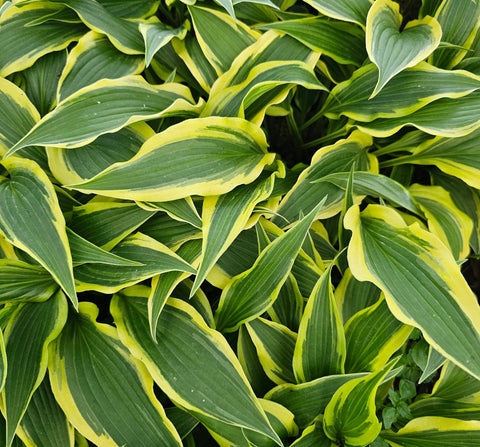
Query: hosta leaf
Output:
[[0, 77, 40, 157], [57, 31, 144, 102], [171, 36, 218, 93], [50, 0, 145, 54], [202, 399, 297, 446], [74, 232, 195, 293], [137, 197, 202, 228], [419, 346, 446, 383], [66, 228, 142, 267], [8, 76, 202, 155], [302, 0, 372, 26], [357, 90, 480, 137], [3, 291, 68, 447], [111, 288, 282, 446], [366, 0, 441, 97], [273, 131, 375, 226], [214, 200, 324, 332], [69, 117, 274, 202], [430, 0, 480, 68], [48, 302, 182, 446], [258, 16, 367, 66], [321, 62, 480, 122], [0, 259, 57, 303], [431, 361, 480, 401], [410, 184, 473, 260], [344, 204, 480, 380], [344, 296, 412, 373], [139, 212, 201, 249], [21, 50, 67, 116], [202, 31, 325, 125], [68, 201, 153, 250], [0, 157, 76, 306], [164, 407, 199, 440], [389, 128, 480, 190], [323, 358, 399, 447], [47, 123, 154, 185], [268, 274, 303, 332], [431, 169, 480, 254], [94, 0, 159, 19], [192, 173, 276, 296], [291, 419, 334, 447], [188, 5, 258, 75], [265, 373, 368, 429], [293, 265, 345, 382], [17, 375, 74, 447], [140, 20, 188, 68], [382, 417, 480, 446], [410, 397, 480, 420], [237, 326, 276, 397], [317, 171, 419, 214], [245, 317, 297, 385], [0, 2, 86, 77], [149, 240, 202, 339]]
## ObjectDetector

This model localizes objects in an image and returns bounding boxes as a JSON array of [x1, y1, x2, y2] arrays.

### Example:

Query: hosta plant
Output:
[[2, 0, 480, 445]]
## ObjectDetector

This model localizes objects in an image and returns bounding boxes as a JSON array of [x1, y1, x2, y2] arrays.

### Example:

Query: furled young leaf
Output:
[[202, 31, 325, 125], [323, 358, 398, 446], [301, 0, 372, 26], [366, 0, 441, 97], [245, 317, 297, 384], [3, 291, 68, 447], [344, 295, 412, 373], [321, 62, 480, 122], [0, 259, 58, 306], [149, 240, 202, 339], [387, 128, 480, 190], [57, 31, 144, 102], [214, 200, 324, 332], [0, 77, 40, 157], [265, 373, 368, 429], [68, 201, 154, 250], [0, 157, 77, 306], [430, 0, 480, 68], [111, 288, 282, 446], [140, 20, 188, 67], [47, 123, 154, 185], [74, 232, 195, 293], [291, 418, 334, 447], [48, 302, 182, 446], [188, 5, 258, 75], [69, 117, 274, 202], [293, 264, 346, 382], [192, 173, 276, 296], [21, 50, 67, 116], [273, 131, 375, 226], [382, 417, 480, 446], [16, 375, 74, 447], [419, 346, 446, 383], [8, 76, 202, 155], [357, 90, 480, 137], [258, 16, 367, 66], [344, 204, 480, 380], [410, 184, 473, 260], [0, 2, 86, 77]]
